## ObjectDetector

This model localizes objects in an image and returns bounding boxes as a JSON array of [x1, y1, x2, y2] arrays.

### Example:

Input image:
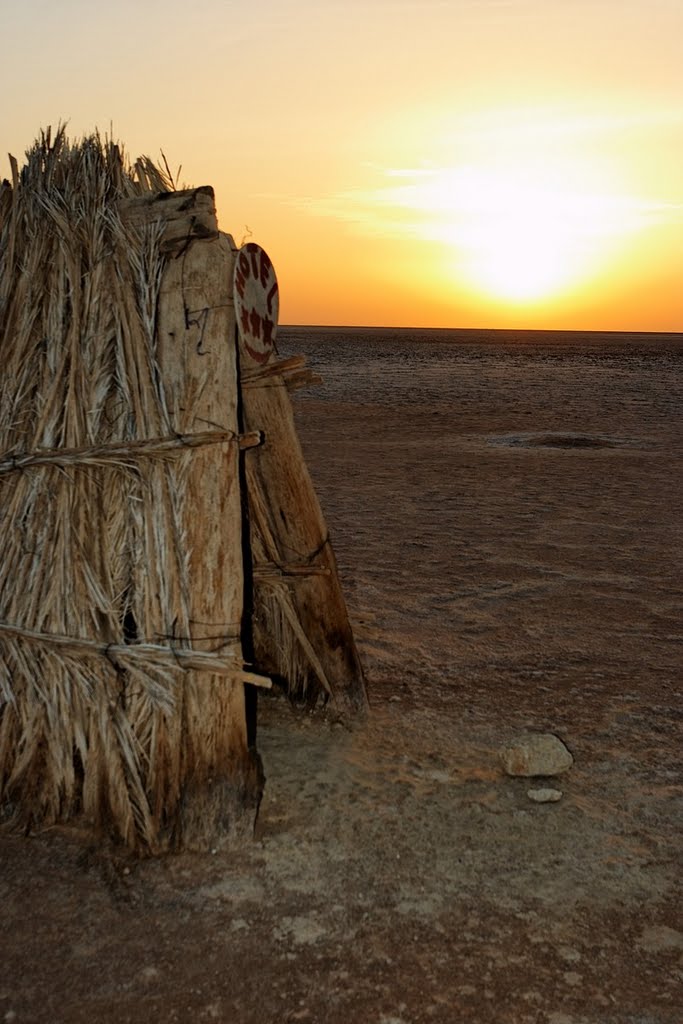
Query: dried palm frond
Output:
[[0, 128, 228, 850]]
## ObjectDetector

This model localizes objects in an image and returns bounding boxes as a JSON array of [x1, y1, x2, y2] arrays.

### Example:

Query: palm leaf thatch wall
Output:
[[0, 129, 264, 851], [238, 355, 369, 716]]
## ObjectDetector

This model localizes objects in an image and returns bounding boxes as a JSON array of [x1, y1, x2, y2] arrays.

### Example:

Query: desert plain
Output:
[[1, 327, 681, 1023]]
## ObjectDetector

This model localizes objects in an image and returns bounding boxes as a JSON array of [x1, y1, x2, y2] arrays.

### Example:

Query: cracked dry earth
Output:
[[2, 328, 682, 1024]]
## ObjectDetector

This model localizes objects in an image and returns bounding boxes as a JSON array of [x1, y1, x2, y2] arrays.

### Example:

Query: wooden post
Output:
[[233, 243, 367, 718], [128, 189, 264, 849]]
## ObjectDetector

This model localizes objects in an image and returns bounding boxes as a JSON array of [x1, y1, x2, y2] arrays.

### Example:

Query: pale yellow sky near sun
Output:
[[1, 0, 682, 330]]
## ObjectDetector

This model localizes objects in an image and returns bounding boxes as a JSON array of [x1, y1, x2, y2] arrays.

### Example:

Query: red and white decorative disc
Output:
[[233, 242, 279, 365]]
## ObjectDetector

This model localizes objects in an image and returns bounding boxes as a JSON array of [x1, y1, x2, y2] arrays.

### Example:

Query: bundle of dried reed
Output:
[[0, 129, 259, 850]]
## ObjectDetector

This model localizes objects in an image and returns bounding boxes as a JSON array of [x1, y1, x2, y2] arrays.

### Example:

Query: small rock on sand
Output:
[[501, 733, 573, 777], [527, 787, 563, 803]]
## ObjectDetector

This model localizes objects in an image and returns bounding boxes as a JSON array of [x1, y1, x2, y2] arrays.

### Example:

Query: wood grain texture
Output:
[[156, 232, 262, 849]]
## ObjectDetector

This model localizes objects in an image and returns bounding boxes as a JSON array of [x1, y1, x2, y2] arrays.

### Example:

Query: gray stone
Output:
[[501, 733, 573, 777], [527, 787, 563, 803]]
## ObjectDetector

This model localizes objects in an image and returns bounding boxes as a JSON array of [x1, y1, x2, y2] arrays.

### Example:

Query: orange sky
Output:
[[2, 0, 682, 330]]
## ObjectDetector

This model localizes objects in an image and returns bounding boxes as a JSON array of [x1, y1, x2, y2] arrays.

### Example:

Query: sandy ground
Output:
[[2, 329, 682, 1023]]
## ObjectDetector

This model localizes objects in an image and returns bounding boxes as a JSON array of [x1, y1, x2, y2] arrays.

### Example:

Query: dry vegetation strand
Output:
[[0, 128, 230, 850]]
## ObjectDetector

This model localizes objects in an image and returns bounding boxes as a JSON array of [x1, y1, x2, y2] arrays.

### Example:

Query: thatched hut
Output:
[[0, 129, 366, 852]]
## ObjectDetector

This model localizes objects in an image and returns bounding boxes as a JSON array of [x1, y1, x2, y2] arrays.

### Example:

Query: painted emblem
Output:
[[233, 242, 279, 365]]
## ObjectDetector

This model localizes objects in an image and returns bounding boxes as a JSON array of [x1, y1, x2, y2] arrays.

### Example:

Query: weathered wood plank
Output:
[[156, 231, 262, 849], [120, 186, 219, 254]]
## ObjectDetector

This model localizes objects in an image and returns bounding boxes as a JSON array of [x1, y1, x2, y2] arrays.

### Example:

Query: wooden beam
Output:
[[119, 186, 219, 255], [155, 229, 263, 849]]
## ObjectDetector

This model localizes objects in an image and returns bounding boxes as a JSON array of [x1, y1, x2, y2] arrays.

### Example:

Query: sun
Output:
[[394, 158, 633, 305], [454, 173, 592, 302], [433, 168, 610, 303]]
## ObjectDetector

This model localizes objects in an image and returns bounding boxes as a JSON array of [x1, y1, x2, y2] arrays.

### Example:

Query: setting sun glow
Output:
[[421, 156, 651, 303], [380, 159, 636, 303], [440, 170, 620, 303]]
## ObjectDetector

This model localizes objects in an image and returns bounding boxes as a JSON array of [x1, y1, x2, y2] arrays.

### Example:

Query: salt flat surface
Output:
[[2, 328, 681, 1024]]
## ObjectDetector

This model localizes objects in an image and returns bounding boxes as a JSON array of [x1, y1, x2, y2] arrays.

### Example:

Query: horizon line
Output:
[[279, 324, 683, 336]]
